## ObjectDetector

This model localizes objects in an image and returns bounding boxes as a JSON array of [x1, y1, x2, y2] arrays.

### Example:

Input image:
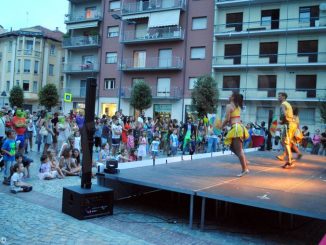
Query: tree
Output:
[[191, 76, 219, 117], [320, 99, 326, 124], [130, 81, 152, 112], [9, 85, 24, 108], [38, 83, 59, 110]]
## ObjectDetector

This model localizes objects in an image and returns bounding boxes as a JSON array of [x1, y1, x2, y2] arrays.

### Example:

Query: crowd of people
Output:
[[0, 92, 325, 193]]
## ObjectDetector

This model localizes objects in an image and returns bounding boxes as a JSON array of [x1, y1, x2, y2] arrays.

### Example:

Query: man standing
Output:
[[277, 92, 296, 168], [76, 111, 85, 130]]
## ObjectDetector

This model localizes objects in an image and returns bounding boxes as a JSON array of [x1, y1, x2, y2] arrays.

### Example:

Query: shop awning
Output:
[[148, 10, 180, 28]]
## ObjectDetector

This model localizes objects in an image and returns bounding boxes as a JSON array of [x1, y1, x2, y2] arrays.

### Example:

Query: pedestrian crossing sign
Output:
[[64, 93, 72, 102]]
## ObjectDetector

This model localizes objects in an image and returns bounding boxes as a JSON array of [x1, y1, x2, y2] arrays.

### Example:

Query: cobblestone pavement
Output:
[[0, 148, 325, 244]]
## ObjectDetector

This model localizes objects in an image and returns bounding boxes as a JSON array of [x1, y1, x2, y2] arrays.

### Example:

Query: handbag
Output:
[[39, 126, 48, 136]]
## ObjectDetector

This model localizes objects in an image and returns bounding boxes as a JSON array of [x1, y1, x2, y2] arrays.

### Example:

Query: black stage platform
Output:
[[98, 151, 326, 229]]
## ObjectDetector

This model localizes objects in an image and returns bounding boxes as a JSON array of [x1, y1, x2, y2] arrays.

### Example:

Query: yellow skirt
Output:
[[224, 123, 249, 146]]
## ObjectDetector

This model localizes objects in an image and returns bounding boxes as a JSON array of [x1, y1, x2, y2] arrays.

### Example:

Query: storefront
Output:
[[73, 102, 85, 114], [153, 104, 172, 120], [101, 103, 117, 117]]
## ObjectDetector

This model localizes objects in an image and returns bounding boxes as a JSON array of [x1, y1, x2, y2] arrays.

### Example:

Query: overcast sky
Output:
[[0, 0, 68, 32]]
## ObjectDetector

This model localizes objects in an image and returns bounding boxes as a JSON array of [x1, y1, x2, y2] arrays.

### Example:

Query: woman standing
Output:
[[221, 92, 249, 177]]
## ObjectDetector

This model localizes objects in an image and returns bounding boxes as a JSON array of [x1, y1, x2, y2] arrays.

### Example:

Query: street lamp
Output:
[[111, 14, 136, 111], [1, 91, 7, 107]]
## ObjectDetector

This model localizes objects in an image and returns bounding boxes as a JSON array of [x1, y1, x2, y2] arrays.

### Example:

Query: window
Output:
[[50, 44, 55, 55], [157, 78, 171, 97], [258, 75, 277, 97], [299, 7, 310, 23], [16, 59, 21, 73], [107, 26, 119, 37], [299, 108, 315, 124], [190, 47, 205, 59], [24, 59, 31, 73], [85, 6, 96, 19], [23, 80, 30, 91], [298, 40, 318, 62], [104, 78, 116, 90], [80, 80, 86, 97], [224, 44, 241, 64], [223, 76, 240, 91], [106, 52, 117, 64], [132, 78, 144, 86], [7, 61, 11, 72], [296, 75, 316, 98], [259, 42, 278, 63], [33, 81, 38, 93], [133, 51, 146, 68], [34, 61, 39, 74], [261, 9, 279, 29], [135, 23, 147, 39], [109, 1, 120, 11], [16, 80, 20, 86], [189, 77, 197, 90], [192, 17, 207, 30], [159, 49, 172, 67], [6, 81, 10, 92], [299, 6, 319, 26], [8, 41, 13, 52], [49, 64, 54, 76], [26, 40, 33, 54], [226, 12, 243, 32]]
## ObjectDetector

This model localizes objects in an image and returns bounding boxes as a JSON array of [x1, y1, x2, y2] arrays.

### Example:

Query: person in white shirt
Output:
[[10, 162, 32, 193], [111, 116, 122, 156]]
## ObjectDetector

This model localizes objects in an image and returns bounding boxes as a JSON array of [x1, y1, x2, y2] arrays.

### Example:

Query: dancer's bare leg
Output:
[[231, 138, 249, 176]]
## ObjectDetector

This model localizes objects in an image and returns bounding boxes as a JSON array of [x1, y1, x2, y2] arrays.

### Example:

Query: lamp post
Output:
[[1, 91, 7, 107], [111, 14, 136, 111]]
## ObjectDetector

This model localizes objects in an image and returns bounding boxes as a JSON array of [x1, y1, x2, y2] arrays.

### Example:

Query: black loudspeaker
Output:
[[106, 159, 118, 169], [62, 185, 114, 220]]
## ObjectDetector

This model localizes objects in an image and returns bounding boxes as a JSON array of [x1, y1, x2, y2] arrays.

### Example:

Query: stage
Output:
[[97, 151, 326, 229]]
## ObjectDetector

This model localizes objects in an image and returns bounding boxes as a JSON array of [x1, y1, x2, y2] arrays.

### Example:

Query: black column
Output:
[[81, 77, 97, 189]]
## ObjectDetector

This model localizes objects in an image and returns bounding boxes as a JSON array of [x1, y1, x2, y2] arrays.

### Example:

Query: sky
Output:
[[0, 0, 68, 32]]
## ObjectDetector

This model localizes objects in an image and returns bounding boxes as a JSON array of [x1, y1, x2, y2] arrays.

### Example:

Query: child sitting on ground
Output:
[[10, 162, 32, 194], [98, 143, 111, 163], [46, 149, 65, 178], [128, 149, 138, 162], [117, 148, 130, 163], [59, 148, 80, 176], [39, 155, 60, 180]]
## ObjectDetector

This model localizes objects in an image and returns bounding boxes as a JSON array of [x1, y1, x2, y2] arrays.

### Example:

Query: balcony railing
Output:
[[215, 17, 326, 36], [63, 35, 100, 48], [219, 88, 326, 101], [122, 26, 184, 43], [120, 56, 183, 71], [63, 62, 99, 73], [121, 86, 183, 99], [213, 52, 326, 68], [17, 50, 41, 57], [122, 0, 186, 15], [63, 87, 87, 98], [65, 11, 102, 23]]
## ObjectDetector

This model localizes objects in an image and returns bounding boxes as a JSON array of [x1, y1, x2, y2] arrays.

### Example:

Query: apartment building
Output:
[[214, 0, 326, 130], [63, 0, 103, 113], [0, 26, 63, 111]]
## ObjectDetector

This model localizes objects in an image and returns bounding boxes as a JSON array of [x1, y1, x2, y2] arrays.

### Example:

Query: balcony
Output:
[[63, 35, 100, 49], [122, 26, 184, 44], [215, 17, 326, 38], [62, 87, 86, 99], [216, 0, 288, 7], [121, 86, 182, 100], [212, 52, 326, 69], [63, 62, 99, 74], [122, 0, 186, 15], [17, 50, 41, 57], [219, 88, 326, 102], [120, 56, 183, 71], [65, 11, 102, 24], [24, 92, 39, 101]]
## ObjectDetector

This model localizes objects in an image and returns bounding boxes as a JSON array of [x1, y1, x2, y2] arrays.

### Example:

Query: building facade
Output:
[[214, 0, 326, 130], [0, 26, 64, 111]]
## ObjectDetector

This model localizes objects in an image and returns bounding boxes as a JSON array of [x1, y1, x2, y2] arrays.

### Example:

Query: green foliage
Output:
[[191, 76, 219, 117], [9, 85, 24, 108], [130, 81, 152, 112], [38, 83, 59, 110], [320, 100, 326, 124]]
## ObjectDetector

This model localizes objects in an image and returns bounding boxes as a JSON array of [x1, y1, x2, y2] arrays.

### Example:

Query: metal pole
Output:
[[118, 20, 124, 111]]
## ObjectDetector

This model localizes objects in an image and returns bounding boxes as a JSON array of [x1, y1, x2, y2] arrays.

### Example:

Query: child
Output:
[[129, 149, 138, 161], [39, 155, 58, 180], [170, 129, 179, 156], [127, 129, 135, 152], [117, 149, 129, 163], [46, 149, 65, 178], [59, 148, 80, 176], [189, 134, 196, 155], [74, 131, 81, 152], [2, 130, 17, 185], [98, 143, 110, 163], [10, 162, 32, 193], [150, 136, 160, 160], [137, 131, 147, 161]]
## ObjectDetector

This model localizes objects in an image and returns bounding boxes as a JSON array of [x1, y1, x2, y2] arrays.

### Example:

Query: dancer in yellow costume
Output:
[[222, 92, 249, 177]]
